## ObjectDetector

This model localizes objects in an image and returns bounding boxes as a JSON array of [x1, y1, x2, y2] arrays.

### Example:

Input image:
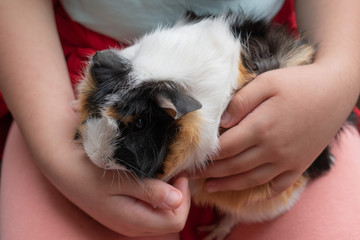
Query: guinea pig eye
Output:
[[133, 116, 147, 131]]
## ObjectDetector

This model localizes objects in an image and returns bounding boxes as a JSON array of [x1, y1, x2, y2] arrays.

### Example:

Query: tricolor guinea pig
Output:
[[74, 12, 333, 240]]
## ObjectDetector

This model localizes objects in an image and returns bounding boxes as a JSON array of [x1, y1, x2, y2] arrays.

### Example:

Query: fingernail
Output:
[[164, 190, 181, 208], [220, 111, 231, 126]]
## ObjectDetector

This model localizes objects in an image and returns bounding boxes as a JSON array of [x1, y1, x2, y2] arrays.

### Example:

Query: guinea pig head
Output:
[[75, 50, 202, 179]]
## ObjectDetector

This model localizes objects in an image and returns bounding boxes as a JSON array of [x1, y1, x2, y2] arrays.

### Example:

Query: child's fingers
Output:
[[109, 173, 188, 211], [201, 147, 270, 179], [103, 176, 191, 236], [220, 74, 276, 129], [203, 163, 282, 193]]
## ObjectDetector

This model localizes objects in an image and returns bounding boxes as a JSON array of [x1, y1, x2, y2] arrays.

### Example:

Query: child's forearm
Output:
[[296, 0, 360, 108], [0, 0, 77, 172]]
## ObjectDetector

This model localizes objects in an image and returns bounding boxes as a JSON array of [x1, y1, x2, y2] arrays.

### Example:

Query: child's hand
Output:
[[43, 136, 191, 237], [197, 63, 357, 197]]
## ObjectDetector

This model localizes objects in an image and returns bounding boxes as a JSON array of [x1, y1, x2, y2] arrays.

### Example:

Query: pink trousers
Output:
[[1, 123, 360, 240]]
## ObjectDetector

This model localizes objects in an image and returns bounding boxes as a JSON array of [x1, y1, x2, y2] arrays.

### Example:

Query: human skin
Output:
[[0, 0, 190, 237], [198, 0, 360, 196]]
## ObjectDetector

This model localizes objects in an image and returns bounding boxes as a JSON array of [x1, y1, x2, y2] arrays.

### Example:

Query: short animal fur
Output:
[[75, 12, 332, 240]]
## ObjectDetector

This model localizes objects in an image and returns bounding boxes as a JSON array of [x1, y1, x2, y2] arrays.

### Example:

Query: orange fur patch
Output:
[[74, 70, 98, 141], [237, 58, 256, 88], [158, 111, 202, 179], [191, 175, 308, 217], [77, 70, 98, 123], [104, 106, 120, 120], [284, 44, 315, 67], [104, 106, 134, 126]]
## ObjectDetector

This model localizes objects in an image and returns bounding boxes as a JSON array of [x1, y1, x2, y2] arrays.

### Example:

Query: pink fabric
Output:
[[0, 123, 177, 240], [1, 123, 360, 239]]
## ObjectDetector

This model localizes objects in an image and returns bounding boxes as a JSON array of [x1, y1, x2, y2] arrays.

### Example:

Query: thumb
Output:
[[123, 176, 189, 211], [220, 75, 275, 128]]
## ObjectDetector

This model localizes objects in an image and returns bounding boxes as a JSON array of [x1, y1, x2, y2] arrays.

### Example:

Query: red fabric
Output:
[[0, 113, 12, 160], [272, 0, 297, 33], [0, 93, 8, 118], [54, 2, 124, 87], [354, 107, 360, 130]]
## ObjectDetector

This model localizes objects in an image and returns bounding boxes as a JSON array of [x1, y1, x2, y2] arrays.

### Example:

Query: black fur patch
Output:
[[182, 10, 216, 23], [306, 113, 359, 178], [183, 10, 309, 75], [234, 20, 305, 75], [113, 102, 176, 178], [305, 147, 332, 178], [88, 50, 132, 117], [109, 81, 191, 178]]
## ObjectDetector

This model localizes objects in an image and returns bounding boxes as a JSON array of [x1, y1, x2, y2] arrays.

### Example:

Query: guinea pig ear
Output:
[[154, 88, 202, 120], [90, 49, 132, 86]]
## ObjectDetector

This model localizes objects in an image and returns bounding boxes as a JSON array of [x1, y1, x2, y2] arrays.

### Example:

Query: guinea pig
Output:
[[74, 11, 333, 240]]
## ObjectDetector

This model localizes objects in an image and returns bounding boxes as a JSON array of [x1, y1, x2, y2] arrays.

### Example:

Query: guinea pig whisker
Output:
[[122, 170, 132, 185], [114, 157, 149, 177], [126, 170, 141, 186], [101, 169, 108, 179], [111, 170, 116, 186], [115, 169, 123, 190], [124, 170, 149, 195]]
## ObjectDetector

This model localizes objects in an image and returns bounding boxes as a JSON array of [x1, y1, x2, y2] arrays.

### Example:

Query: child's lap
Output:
[[1, 123, 360, 240]]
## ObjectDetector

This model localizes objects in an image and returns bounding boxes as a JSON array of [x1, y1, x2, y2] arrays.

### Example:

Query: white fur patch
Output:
[[82, 117, 125, 170]]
